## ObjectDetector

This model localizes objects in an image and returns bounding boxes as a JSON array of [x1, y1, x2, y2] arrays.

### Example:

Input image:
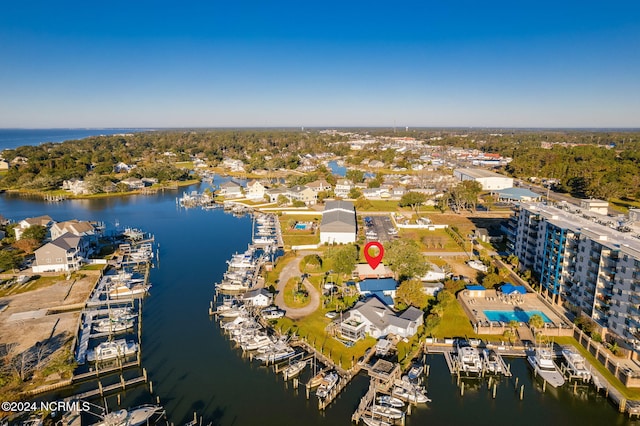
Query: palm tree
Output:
[[528, 314, 545, 342]]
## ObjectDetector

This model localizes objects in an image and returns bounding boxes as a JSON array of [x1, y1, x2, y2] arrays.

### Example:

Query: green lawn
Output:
[[398, 228, 461, 252], [276, 309, 375, 369], [283, 277, 310, 308], [430, 300, 476, 338]]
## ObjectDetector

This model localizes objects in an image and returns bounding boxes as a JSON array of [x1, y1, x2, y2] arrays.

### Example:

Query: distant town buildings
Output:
[[454, 168, 514, 190]]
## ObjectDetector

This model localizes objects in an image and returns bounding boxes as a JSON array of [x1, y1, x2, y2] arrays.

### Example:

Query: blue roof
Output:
[[359, 278, 398, 292], [466, 285, 486, 291], [494, 187, 540, 201], [371, 292, 395, 306], [501, 284, 527, 294]]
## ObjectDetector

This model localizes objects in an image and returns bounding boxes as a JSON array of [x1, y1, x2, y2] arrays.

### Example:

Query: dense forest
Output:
[[1, 128, 639, 202]]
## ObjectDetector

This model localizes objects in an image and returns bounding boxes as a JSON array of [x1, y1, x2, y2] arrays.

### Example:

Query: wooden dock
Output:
[[68, 373, 148, 400]]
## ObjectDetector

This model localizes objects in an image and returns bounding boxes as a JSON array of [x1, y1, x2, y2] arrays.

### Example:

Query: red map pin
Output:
[[364, 241, 384, 270]]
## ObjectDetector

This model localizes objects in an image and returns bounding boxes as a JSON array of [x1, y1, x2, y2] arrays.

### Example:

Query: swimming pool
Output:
[[295, 223, 309, 230], [483, 310, 552, 323]]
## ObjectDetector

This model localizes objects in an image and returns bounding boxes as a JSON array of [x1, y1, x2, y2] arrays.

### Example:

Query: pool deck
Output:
[[459, 289, 572, 336]]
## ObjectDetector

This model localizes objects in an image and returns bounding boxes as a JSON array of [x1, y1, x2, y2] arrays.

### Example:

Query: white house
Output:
[[242, 288, 272, 307], [246, 180, 269, 201], [339, 296, 423, 341], [320, 200, 356, 244], [218, 181, 244, 198], [334, 179, 354, 198], [14, 215, 53, 240]]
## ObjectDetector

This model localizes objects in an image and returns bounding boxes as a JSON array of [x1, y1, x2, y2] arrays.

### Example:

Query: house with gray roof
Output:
[[339, 296, 423, 341], [33, 232, 84, 273], [320, 200, 356, 244]]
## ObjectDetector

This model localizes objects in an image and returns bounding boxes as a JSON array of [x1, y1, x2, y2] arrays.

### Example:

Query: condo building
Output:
[[505, 202, 640, 346]]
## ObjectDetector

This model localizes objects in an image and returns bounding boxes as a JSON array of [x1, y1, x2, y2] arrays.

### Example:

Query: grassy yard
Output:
[[398, 228, 461, 252], [0, 275, 62, 297], [430, 300, 476, 338], [276, 309, 375, 369], [279, 215, 321, 247], [283, 277, 310, 308]]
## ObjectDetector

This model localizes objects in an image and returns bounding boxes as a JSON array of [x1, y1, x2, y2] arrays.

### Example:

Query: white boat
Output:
[[217, 281, 249, 292], [562, 347, 592, 381], [316, 371, 339, 399], [361, 416, 392, 426], [376, 395, 405, 408], [283, 360, 307, 380], [392, 385, 431, 403], [371, 404, 403, 420], [241, 334, 273, 351], [457, 343, 483, 374], [109, 284, 150, 299], [86, 339, 138, 362], [527, 347, 565, 388], [93, 318, 134, 333], [103, 307, 137, 321], [482, 349, 503, 374], [407, 363, 424, 381], [90, 404, 164, 426]]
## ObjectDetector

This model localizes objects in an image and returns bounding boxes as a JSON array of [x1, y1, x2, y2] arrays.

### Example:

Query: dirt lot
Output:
[[0, 271, 100, 354]]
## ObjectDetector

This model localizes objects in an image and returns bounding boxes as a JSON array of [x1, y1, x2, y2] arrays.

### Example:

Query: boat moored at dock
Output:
[[86, 339, 138, 362], [527, 347, 565, 388], [561, 347, 592, 381]]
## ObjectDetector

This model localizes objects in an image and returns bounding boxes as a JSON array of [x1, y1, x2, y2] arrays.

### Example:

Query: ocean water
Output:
[[0, 128, 153, 151]]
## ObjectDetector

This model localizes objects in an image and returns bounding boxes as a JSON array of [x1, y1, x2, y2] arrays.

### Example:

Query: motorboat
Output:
[[527, 347, 565, 388], [93, 318, 134, 333], [407, 362, 424, 382], [282, 359, 307, 380], [457, 343, 483, 374], [90, 404, 164, 426], [217, 281, 249, 292], [241, 334, 273, 351], [392, 384, 431, 403], [109, 284, 150, 299], [371, 404, 403, 420], [86, 339, 138, 362], [376, 395, 404, 408], [482, 349, 503, 374], [360, 416, 392, 426], [561, 347, 592, 381], [467, 259, 488, 272], [308, 370, 326, 388], [316, 371, 339, 399]]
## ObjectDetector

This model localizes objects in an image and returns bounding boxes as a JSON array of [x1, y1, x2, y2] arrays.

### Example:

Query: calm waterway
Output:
[[0, 186, 633, 425]]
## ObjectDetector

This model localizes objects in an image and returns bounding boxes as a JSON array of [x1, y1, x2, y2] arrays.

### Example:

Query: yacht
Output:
[[90, 404, 164, 426], [109, 284, 150, 299], [86, 339, 138, 362], [457, 343, 483, 374], [316, 371, 339, 399], [93, 318, 134, 333], [241, 334, 273, 351], [392, 384, 431, 403], [407, 362, 424, 382], [482, 349, 503, 374], [561, 347, 592, 381], [376, 395, 405, 408], [282, 359, 307, 380], [371, 404, 403, 420], [527, 347, 565, 387], [360, 416, 392, 426]]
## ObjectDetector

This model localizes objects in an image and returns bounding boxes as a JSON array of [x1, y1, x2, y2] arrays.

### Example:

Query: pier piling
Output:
[[520, 385, 524, 400]]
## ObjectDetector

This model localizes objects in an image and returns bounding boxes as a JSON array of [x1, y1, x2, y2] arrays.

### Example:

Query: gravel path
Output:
[[275, 253, 321, 319]]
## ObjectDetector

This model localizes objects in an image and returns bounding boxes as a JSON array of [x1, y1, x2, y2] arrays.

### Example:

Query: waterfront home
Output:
[[114, 162, 133, 173], [14, 215, 54, 240], [51, 220, 97, 241], [33, 232, 84, 272], [246, 180, 269, 201], [339, 296, 423, 341], [356, 278, 398, 307], [119, 177, 145, 190], [242, 288, 273, 307], [62, 178, 90, 195], [218, 181, 244, 198], [222, 158, 245, 172], [265, 187, 289, 204], [320, 200, 356, 244]]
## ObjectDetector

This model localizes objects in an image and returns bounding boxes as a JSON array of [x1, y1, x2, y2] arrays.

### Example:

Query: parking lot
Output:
[[363, 215, 398, 242]]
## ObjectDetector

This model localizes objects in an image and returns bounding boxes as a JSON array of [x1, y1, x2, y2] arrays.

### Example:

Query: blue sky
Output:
[[1, 1, 639, 128]]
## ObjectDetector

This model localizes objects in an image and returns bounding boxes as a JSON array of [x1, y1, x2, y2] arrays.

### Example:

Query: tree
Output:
[[395, 279, 429, 309], [398, 192, 427, 215], [326, 244, 358, 276], [345, 169, 365, 184], [384, 239, 429, 281], [528, 313, 545, 334], [0, 250, 19, 272], [21, 225, 47, 243], [481, 272, 502, 289], [348, 187, 362, 199]]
